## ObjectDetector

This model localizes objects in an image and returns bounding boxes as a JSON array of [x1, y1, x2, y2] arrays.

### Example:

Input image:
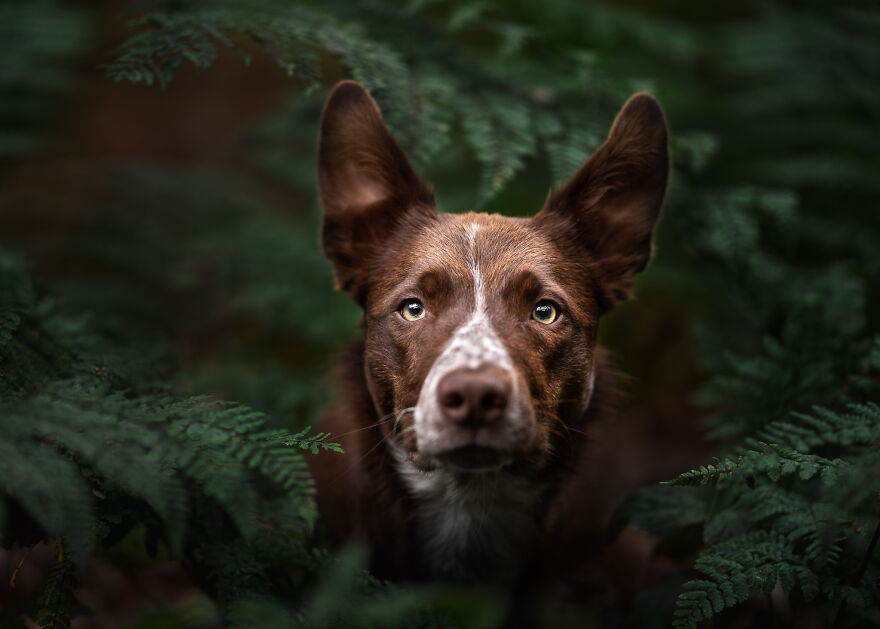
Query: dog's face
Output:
[[318, 82, 668, 473]]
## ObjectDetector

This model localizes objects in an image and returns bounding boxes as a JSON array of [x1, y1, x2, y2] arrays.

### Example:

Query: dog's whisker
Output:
[[534, 405, 591, 439], [393, 407, 416, 431], [331, 414, 397, 440], [342, 433, 391, 475], [394, 424, 419, 440], [331, 407, 418, 443]]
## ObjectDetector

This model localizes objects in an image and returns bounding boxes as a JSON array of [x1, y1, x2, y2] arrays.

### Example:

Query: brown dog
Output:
[[310, 81, 669, 586]]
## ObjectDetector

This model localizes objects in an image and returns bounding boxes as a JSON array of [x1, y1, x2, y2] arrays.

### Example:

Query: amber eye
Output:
[[532, 301, 558, 324], [400, 299, 426, 321]]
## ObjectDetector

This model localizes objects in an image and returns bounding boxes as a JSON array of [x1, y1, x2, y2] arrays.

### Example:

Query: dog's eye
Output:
[[531, 301, 558, 324], [400, 299, 426, 321]]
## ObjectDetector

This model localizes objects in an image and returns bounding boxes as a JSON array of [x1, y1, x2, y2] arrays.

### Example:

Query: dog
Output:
[[309, 81, 669, 588]]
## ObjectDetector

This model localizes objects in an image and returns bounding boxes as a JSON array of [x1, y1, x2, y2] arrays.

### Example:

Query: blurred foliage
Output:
[[0, 1, 92, 166], [1, 0, 878, 627]]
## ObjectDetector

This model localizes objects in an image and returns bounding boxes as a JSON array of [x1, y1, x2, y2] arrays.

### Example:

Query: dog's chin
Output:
[[413, 445, 514, 474]]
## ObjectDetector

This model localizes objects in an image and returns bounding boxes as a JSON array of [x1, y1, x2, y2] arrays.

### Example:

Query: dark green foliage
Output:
[[34, 549, 80, 629], [609, 487, 711, 539], [0, 1, 91, 166], [656, 404, 880, 627], [285, 428, 344, 455], [612, 6, 880, 620], [103, 0, 710, 208], [0, 244, 344, 624], [612, 409, 877, 626], [0, 246, 318, 536], [103, 4, 406, 92], [641, 43, 880, 615], [231, 546, 503, 629], [674, 532, 812, 626]]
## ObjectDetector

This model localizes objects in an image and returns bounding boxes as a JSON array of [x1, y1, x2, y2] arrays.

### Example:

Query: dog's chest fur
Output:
[[394, 455, 544, 582]]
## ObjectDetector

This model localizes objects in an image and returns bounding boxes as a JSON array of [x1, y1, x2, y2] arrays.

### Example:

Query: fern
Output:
[[763, 403, 880, 452], [674, 531, 817, 628], [644, 83, 880, 621], [0, 245, 344, 624], [34, 546, 81, 629], [104, 5, 408, 92], [101, 0, 639, 207], [285, 427, 344, 455], [653, 402, 880, 626], [1, 372, 324, 554], [664, 443, 848, 489]]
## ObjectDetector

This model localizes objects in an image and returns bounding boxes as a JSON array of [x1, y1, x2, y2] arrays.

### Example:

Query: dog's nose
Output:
[[437, 367, 511, 426]]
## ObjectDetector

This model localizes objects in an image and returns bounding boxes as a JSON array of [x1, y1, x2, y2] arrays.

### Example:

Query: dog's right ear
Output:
[[534, 93, 669, 312], [318, 81, 435, 303]]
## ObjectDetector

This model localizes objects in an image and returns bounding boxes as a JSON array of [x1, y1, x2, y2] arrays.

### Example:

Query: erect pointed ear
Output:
[[317, 81, 435, 303], [534, 93, 669, 312]]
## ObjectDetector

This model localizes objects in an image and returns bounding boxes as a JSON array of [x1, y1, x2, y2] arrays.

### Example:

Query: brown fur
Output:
[[309, 81, 669, 585]]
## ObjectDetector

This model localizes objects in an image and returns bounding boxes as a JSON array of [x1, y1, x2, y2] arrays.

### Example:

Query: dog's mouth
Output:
[[411, 445, 514, 473]]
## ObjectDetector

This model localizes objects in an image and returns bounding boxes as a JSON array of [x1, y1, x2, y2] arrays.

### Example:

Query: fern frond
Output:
[[103, 6, 407, 93], [101, 1, 617, 209], [458, 91, 537, 207], [673, 531, 815, 628], [762, 403, 880, 452], [284, 427, 344, 455], [664, 443, 848, 488], [0, 435, 94, 559], [662, 457, 739, 487], [35, 548, 79, 629]]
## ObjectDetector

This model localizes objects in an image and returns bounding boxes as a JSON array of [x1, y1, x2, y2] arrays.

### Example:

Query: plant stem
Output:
[[853, 519, 880, 588]]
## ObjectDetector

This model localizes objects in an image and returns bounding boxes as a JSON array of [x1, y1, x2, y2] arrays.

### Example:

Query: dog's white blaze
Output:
[[400, 221, 540, 579], [412, 221, 520, 452]]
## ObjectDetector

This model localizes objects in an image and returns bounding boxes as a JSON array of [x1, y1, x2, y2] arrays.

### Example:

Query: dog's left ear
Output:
[[318, 81, 436, 303], [535, 93, 669, 311]]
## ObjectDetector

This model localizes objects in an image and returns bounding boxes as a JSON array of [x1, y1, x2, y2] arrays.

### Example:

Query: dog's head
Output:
[[318, 82, 668, 473]]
